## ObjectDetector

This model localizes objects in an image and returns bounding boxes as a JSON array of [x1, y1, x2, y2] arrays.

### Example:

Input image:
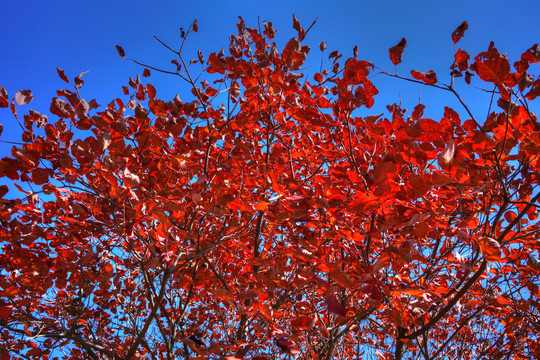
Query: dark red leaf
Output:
[[525, 80, 540, 101], [57, 67, 70, 83], [453, 49, 470, 72], [276, 338, 300, 355], [0, 185, 8, 198], [412, 104, 425, 120], [198, 50, 204, 64], [361, 282, 383, 302], [0, 303, 13, 320], [410, 70, 438, 85], [263, 21, 276, 39], [452, 21, 468, 44], [116, 45, 126, 58], [9, 100, 19, 123], [74, 71, 89, 89], [326, 293, 348, 316], [50, 97, 73, 118], [465, 71, 473, 84], [32, 169, 49, 185], [389, 37, 407, 66], [292, 14, 305, 40]]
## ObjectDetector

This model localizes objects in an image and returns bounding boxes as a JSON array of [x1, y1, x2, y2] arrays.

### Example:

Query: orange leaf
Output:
[[392, 287, 425, 298], [478, 236, 501, 262], [254, 202, 270, 211]]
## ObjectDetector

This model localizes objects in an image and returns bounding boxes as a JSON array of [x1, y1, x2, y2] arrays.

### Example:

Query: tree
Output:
[[0, 16, 539, 360]]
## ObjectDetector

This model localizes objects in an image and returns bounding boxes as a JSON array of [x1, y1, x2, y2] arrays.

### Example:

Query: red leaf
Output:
[[470, 42, 510, 85], [329, 268, 355, 288], [147, 83, 156, 100], [453, 49, 470, 71], [213, 288, 234, 302], [326, 293, 348, 316], [143, 68, 151, 77], [290, 315, 315, 330], [451, 21, 468, 44], [282, 38, 307, 70], [520, 44, 540, 64], [348, 192, 379, 212], [15, 90, 33, 106], [413, 118, 443, 142], [57, 67, 70, 83], [227, 198, 254, 212], [373, 161, 397, 184], [410, 70, 438, 85], [343, 58, 373, 84], [389, 37, 407, 66]]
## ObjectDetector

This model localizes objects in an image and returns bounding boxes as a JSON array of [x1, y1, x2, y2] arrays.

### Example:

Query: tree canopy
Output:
[[0, 17, 539, 360]]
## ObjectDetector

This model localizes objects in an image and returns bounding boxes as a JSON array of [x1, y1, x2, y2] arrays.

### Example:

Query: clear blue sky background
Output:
[[1, 0, 539, 152]]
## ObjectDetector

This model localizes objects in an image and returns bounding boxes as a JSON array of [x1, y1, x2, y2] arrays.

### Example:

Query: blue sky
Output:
[[1, 0, 539, 150]]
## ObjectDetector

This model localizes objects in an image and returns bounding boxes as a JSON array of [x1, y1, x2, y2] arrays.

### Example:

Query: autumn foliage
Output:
[[1, 17, 540, 360]]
